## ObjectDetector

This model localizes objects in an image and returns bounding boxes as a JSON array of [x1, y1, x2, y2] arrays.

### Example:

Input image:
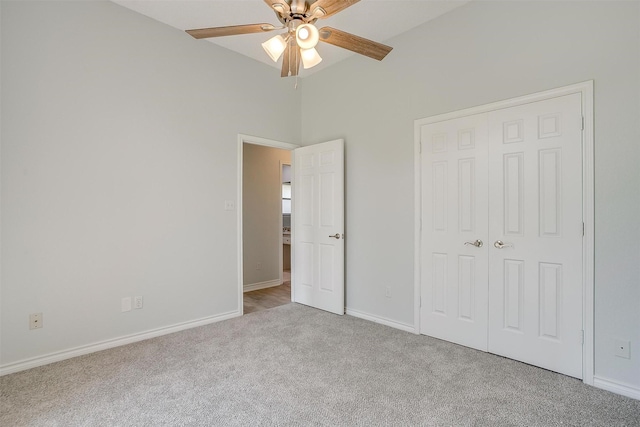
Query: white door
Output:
[[487, 93, 583, 378], [420, 114, 490, 351], [419, 93, 584, 378], [292, 139, 344, 315]]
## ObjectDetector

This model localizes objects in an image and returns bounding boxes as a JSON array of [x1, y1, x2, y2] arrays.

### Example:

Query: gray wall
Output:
[[243, 144, 291, 287], [301, 1, 639, 389], [1, 1, 300, 365]]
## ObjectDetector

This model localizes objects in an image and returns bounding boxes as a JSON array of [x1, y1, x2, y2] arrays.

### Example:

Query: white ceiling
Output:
[[112, 0, 470, 76]]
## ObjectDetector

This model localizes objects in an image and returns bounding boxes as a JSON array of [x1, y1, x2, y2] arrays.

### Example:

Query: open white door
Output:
[[292, 139, 344, 315]]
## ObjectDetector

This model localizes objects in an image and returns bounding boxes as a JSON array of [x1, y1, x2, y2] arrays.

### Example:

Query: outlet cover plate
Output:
[[614, 338, 631, 359], [121, 297, 132, 312], [134, 296, 143, 309], [29, 313, 43, 330]]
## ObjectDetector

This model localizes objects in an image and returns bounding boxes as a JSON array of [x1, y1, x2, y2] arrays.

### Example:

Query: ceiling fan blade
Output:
[[318, 27, 392, 61], [309, 0, 360, 19], [263, 0, 291, 15], [281, 39, 301, 78], [281, 43, 291, 77], [186, 23, 278, 39]]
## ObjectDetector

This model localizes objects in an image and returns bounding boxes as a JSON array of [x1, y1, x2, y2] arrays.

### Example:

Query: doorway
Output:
[[242, 162, 292, 314], [238, 135, 298, 314], [414, 82, 594, 383], [238, 135, 346, 317]]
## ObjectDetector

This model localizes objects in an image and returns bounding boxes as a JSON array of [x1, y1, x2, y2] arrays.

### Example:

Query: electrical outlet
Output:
[[256, 262, 262, 270], [614, 338, 631, 359], [385, 286, 391, 298], [224, 200, 235, 211], [134, 296, 143, 309], [29, 313, 43, 330], [121, 297, 132, 312]]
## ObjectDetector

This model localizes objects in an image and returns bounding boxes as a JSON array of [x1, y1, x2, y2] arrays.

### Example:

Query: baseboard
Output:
[[346, 308, 416, 334], [593, 376, 640, 400], [244, 279, 281, 292], [0, 310, 241, 377]]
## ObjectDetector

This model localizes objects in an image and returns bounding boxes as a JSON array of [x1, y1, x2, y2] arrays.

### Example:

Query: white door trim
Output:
[[279, 160, 292, 288], [237, 134, 299, 315], [413, 81, 595, 385]]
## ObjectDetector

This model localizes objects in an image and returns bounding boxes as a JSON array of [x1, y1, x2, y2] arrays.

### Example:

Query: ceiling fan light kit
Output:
[[262, 34, 288, 62], [295, 23, 319, 49], [301, 47, 323, 69], [186, 0, 392, 78]]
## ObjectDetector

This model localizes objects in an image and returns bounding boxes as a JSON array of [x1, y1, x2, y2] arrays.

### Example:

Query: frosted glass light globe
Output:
[[296, 24, 319, 50]]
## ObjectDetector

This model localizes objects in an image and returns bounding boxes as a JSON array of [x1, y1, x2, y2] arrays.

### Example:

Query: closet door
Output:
[[487, 93, 584, 378], [420, 113, 489, 351]]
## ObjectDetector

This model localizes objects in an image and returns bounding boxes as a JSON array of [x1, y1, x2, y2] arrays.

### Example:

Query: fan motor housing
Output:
[[276, 12, 317, 27]]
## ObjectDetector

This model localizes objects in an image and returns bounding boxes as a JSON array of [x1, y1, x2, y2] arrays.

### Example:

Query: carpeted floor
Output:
[[1, 303, 639, 426]]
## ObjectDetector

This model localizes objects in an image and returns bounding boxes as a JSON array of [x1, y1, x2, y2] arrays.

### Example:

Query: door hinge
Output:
[[582, 222, 585, 237], [581, 116, 585, 131], [580, 330, 585, 345], [418, 140, 422, 154]]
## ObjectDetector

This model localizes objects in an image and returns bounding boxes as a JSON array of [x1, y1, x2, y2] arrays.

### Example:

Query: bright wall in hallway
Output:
[[243, 144, 291, 289]]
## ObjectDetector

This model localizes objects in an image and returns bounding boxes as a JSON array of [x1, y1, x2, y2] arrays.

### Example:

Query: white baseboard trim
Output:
[[593, 376, 640, 400], [0, 310, 241, 377], [244, 279, 281, 292], [346, 308, 416, 334]]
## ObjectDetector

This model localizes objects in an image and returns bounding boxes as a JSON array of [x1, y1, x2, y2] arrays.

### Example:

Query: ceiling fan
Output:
[[186, 0, 393, 77]]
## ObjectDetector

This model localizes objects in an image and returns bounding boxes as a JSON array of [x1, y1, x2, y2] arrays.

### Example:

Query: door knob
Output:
[[494, 240, 513, 249], [329, 233, 341, 239], [464, 240, 483, 248]]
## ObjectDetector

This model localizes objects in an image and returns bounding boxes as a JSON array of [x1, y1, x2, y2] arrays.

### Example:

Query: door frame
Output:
[[280, 161, 292, 279], [237, 134, 299, 315], [413, 81, 594, 385]]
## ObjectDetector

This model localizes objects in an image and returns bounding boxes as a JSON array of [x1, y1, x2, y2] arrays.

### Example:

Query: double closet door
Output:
[[420, 93, 584, 379]]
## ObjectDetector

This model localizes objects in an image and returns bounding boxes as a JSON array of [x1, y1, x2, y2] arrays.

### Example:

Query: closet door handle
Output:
[[464, 240, 483, 248], [494, 240, 513, 249]]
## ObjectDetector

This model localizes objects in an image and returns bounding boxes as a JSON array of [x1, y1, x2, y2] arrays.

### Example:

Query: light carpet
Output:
[[1, 303, 639, 426]]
